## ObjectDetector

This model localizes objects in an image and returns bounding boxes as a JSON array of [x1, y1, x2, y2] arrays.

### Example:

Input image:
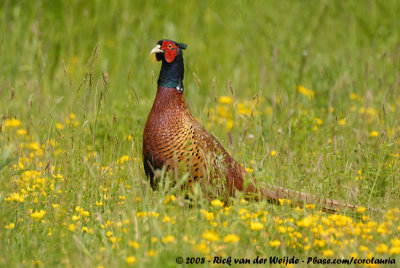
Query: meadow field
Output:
[[1, 0, 400, 267]]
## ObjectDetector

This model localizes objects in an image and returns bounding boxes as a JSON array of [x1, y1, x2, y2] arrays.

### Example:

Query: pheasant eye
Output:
[[167, 44, 173, 49]]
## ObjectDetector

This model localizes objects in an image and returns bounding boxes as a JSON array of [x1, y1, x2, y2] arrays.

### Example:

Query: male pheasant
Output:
[[143, 39, 364, 212]]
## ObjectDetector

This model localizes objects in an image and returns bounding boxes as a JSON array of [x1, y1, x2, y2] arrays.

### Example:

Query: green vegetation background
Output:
[[1, 0, 400, 267]]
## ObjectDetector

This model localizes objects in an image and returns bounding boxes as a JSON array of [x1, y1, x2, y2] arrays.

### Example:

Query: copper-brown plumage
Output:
[[143, 39, 375, 213]]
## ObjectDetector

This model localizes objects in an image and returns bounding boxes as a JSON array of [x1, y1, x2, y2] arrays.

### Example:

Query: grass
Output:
[[1, 0, 400, 267]]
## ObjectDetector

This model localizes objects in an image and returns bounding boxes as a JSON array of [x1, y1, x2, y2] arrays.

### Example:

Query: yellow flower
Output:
[[128, 240, 140, 249], [390, 247, 400, 255], [126, 256, 136, 265], [68, 224, 76, 232], [202, 230, 220, 242], [338, 118, 346, 126], [81, 227, 89, 233], [109, 237, 116, 243], [297, 86, 315, 99], [296, 216, 312, 228], [270, 150, 276, 157], [305, 204, 315, 209], [350, 253, 358, 259], [377, 223, 387, 234], [4, 118, 21, 128], [17, 129, 27, 135], [277, 226, 286, 233], [162, 235, 176, 243], [147, 250, 157, 257], [65, 113, 79, 127], [6, 193, 25, 202], [211, 199, 224, 207], [55, 123, 64, 130], [245, 167, 254, 173], [217, 105, 232, 118], [72, 215, 81, 221], [96, 201, 103, 206], [314, 239, 326, 248], [391, 238, 400, 247], [237, 102, 251, 115], [223, 234, 240, 243], [250, 222, 264, 231], [163, 195, 176, 204], [200, 209, 214, 220], [193, 242, 209, 254], [162, 216, 171, 223], [357, 207, 366, 213], [218, 96, 233, 104], [350, 93, 362, 101], [370, 131, 379, 137], [376, 243, 388, 253], [117, 155, 131, 165], [32, 260, 41, 266], [226, 119, 234, 130], [322, 250, 334, 257], [31, 210, 46, 220], [106, 231, 112, 237], [269, 240, 281, 247], [5, 223, 15, 229], [314, 118, 323, 125], [278, 199, 291, 205]]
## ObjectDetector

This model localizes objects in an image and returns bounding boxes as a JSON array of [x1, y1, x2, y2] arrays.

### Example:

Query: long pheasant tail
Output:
[[248, 183, 378, 214]]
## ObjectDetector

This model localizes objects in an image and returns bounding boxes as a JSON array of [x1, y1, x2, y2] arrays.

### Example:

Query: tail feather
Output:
[[247, 183, 378, 214]]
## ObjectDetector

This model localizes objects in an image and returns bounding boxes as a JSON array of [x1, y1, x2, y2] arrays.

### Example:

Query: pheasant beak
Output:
[[151, 44, 164, 62], [150, 44, 164, 55]]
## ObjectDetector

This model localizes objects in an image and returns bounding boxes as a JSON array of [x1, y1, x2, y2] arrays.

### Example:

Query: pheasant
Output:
[[143, 39, 368, 213]]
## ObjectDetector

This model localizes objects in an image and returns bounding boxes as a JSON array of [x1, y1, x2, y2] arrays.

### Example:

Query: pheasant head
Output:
[[150, 39, 187, 91]]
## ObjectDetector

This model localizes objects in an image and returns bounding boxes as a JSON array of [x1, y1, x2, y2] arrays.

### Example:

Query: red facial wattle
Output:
[[161, 41, 177, 63]]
